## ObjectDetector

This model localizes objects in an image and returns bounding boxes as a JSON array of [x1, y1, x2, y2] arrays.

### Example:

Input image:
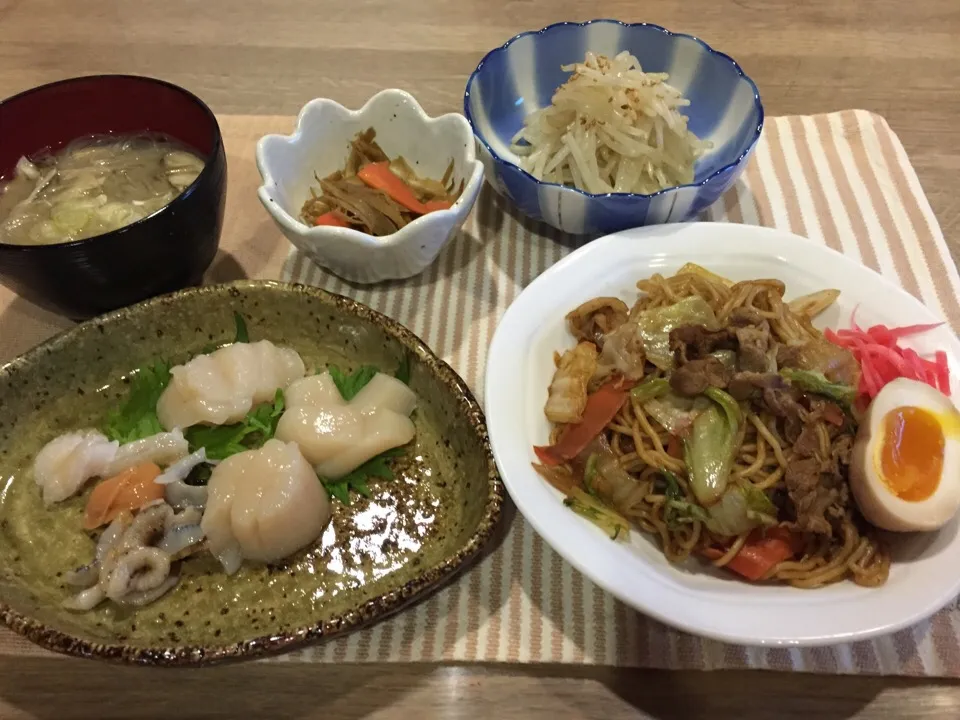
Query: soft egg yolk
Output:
[[878, 406, 945, 502]]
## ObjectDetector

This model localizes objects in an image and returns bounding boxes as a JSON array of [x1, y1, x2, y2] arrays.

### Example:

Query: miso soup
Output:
[[0, 134, 206, 246]]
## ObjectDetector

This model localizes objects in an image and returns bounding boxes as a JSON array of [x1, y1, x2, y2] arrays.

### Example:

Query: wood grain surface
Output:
[[1, 0, 959, 717]]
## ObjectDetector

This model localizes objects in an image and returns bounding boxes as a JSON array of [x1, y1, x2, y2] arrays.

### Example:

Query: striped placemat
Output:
[[270, 109, 960, 675], [2, 110, 956, 675]]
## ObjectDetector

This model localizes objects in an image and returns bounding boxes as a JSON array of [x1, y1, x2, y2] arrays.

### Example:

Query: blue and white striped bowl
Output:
[[464, 20, 764, 235]]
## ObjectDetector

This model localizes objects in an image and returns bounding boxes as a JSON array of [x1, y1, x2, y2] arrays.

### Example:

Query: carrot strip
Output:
[[421, 199, 453, 212], [357, 162, 430, 215], [534, 380, 632, 466], [313, 211, 351, 228], [666, 435, 683, 459], [711, 528, 800, 582]]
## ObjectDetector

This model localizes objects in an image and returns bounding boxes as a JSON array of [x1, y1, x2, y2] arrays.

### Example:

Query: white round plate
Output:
[[484, 222, 960, 647]]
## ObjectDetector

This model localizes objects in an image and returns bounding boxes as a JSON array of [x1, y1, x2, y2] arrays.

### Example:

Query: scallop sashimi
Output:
[[314, 411, 416, 478], [351, 373, 418, 416], [283, 371, 417, 418], [32, 430, 119, 505], [278, 405, 416, 477], [283, 372, 346, 410], [156, 340, 305, 430], [275, 371, 417, 478], [200, 439, 332, 572]]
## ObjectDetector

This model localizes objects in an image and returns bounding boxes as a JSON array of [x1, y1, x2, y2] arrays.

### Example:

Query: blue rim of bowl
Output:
[[462, 19, 765, 201], [0, 74, 223, 252]]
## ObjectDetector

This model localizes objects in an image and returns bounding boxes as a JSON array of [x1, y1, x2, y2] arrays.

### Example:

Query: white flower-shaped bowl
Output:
[[256, 89, 484, 284]]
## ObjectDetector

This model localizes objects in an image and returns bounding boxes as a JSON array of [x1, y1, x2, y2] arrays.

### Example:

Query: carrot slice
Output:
[[357, 162, 430, 215], [313, 211, 351, 228], [666, 435, 683, 459], [724, 530, 798, 581], [707, 527, 800, 582], [83, 462, 164, 530], [421, 199, 453, 212], [534, 380, 632, 466]]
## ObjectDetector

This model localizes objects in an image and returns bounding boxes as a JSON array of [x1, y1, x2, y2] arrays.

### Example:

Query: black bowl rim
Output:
[[0, 73, 224, 253], [0, 279, 505, 666], [462, 19, 765, 201]]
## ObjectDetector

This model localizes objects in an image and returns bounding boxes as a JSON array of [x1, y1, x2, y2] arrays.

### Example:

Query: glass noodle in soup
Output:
[[0, 133, 205, 246]]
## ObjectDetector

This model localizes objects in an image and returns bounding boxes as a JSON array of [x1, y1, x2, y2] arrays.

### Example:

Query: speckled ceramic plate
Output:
[[0, 280, 503, 665]]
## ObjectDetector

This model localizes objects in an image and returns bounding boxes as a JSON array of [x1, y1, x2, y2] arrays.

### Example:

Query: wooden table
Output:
[[1, 0, 959, 717]]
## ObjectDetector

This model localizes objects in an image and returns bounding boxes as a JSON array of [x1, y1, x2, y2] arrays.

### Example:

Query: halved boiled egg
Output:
[[850, 377, 960, 532]]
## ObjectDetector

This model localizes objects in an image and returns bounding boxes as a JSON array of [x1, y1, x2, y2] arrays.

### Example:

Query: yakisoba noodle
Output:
[[539, 265, 891, 589]]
